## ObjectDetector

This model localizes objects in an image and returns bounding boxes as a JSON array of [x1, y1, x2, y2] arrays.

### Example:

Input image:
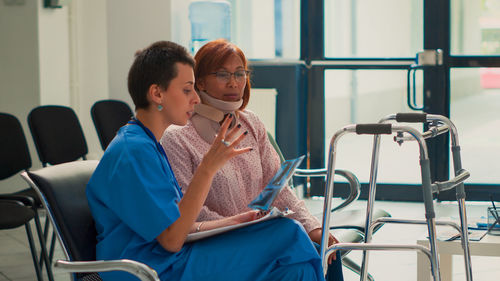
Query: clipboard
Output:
[[185, 155, 305, 243], [247, 155, 305, 211]]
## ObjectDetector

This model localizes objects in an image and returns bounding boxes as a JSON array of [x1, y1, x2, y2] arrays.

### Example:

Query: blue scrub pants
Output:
[[165, 218, 325, 281]]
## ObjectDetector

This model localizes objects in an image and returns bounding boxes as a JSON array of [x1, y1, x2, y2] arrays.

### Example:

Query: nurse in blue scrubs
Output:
[[86, 41, 325, 281]]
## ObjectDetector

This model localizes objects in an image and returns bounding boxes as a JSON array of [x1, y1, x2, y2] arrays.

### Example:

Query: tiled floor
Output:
[[1, 199, 500, 281]]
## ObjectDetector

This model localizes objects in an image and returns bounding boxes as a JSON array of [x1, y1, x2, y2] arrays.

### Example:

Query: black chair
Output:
[[0, 112, 53, 281], [28, 105, 89, 266], [28, 105, 88, 167], [91, 100, 133, 150], [21, 160, 160, 281], [0, 112, 41, 206]]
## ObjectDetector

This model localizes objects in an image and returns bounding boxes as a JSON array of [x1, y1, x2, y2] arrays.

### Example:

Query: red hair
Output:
[[194, 39, 251, 110]]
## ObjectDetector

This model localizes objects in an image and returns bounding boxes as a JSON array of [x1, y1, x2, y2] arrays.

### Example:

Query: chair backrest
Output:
[[0, 113, 32, 180], [22, 160, 99, 262], [91, 100, 133, 150], [28, 105, 88, 166]]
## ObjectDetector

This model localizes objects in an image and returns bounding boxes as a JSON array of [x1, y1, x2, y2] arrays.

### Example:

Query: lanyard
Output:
[[128, 117, 183, 197]]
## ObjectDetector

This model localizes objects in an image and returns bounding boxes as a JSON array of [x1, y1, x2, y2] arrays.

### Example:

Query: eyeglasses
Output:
[[210, 70, 250, 83]]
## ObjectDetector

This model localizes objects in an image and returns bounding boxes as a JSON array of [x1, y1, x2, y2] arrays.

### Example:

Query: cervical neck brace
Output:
[[194, 91, 243, 122], [191, 91, 243, 144]]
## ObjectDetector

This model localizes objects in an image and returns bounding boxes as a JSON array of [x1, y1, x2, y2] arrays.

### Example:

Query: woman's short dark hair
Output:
[[127, 41, 195, 110]]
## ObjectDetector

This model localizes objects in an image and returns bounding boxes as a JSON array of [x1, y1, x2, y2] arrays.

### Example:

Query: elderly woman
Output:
[[87, 41, 325, 281], [161, 39, 343, 280]]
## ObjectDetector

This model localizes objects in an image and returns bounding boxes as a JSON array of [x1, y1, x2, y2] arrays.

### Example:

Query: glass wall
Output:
[[171, 0, 300, 59], [322, 0, 424, 184], [450, 67, 500, 184], [324, 69, 423, 183], [451, 0, 500, 55], [324, 0, 423, 57]]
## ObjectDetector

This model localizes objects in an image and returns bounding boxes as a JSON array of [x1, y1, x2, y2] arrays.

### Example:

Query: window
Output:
[[171, 0, 300, 59], [324, 0, 423, 58], [451, 0, 500, 55]]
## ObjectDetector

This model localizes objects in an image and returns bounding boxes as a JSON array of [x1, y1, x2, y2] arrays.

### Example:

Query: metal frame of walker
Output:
[[319, 113, 473, 281]]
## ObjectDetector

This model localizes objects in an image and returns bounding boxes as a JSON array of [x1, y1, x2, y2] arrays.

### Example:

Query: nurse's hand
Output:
[[200, 115, 252, 174]]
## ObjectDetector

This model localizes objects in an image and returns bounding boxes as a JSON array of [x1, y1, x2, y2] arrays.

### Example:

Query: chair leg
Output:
[[39, 213, 55, 269], [34, 209, 55, 281], [48, 232, 56, 264], [39, 217, 50, 267], [25, 223, 44, 281], [43, 215, 50, 241], [342, 256, 375, 281]]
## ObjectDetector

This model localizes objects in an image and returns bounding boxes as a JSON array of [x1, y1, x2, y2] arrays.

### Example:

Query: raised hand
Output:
[[200, 115, 252, 174]]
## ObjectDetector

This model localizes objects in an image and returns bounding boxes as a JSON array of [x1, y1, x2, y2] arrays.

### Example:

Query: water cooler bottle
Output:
[[189, 0, 231, 54]]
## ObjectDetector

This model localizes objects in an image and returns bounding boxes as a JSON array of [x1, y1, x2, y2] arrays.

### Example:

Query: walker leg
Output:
[[426, 218, 441, 281], [360, 135, 382, 281], [421, 158, 441, 281], [452, 144, 473, 281], [458, 197, 473, 281]]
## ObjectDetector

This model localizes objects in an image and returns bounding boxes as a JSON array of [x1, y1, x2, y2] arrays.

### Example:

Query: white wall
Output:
[[0, 0, 41, 192], [0, 0, 111, 192], [106, 0, 172, 106], [68, 0, 109, 160], [37, 0, 71, 106]]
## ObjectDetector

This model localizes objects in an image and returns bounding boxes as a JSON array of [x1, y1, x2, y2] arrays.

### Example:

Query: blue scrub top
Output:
[[87, 123, 185, 280], [87, 123, 326, 281]]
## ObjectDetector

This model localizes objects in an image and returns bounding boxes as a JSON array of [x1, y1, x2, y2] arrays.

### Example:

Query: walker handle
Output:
[[355, 124, 392, 135], [395, 113, 427, 123]]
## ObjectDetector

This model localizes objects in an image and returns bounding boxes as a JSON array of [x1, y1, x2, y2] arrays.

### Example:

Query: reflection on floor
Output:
[[1, 199, 500, 280]]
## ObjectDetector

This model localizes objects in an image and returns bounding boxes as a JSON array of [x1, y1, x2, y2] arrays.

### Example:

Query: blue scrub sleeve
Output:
[[103, 142, 181, 242]]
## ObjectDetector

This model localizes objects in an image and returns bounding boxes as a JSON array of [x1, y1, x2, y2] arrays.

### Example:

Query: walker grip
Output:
[[355, 124, 392, 135], [395, 113, 427, 123], [431, 169, 470, 193]]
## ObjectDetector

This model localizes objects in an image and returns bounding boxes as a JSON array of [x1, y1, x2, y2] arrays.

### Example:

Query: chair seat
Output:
[[0, 201, 35, 229], [329, 208, 391, 231], [330, 228, 364, 258], [330, 228, 364, 243]]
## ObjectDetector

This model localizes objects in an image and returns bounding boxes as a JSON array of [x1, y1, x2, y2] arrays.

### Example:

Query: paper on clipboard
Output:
[[185, 207, 294, 243]]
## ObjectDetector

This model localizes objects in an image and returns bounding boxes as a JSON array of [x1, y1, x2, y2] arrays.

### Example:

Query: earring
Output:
[[157, 104, 163, 111]]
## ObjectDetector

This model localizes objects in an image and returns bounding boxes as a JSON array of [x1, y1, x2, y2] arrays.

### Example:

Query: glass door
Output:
[[309, 0, 500, 200], [308, 0, 428, 199], [439, 0, 500, 200]]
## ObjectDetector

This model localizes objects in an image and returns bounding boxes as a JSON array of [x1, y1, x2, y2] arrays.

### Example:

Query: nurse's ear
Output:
[[147, 84, 164, 108]]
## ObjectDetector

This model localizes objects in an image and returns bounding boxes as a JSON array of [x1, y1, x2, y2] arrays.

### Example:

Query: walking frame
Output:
[[319, 113, 473, 281]]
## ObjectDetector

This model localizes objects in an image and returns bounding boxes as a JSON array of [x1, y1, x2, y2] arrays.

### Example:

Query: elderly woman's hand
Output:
[[227, 210, 268, 225], [308, 228, 340, 264]]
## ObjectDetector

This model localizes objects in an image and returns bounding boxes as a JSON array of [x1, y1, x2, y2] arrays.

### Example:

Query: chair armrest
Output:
[[294, 168, 328, 177], [0, 194, 35, 208], [54, 259, 160, 281], [331, 169, 360, 212], [294, 168, 360, 212]]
